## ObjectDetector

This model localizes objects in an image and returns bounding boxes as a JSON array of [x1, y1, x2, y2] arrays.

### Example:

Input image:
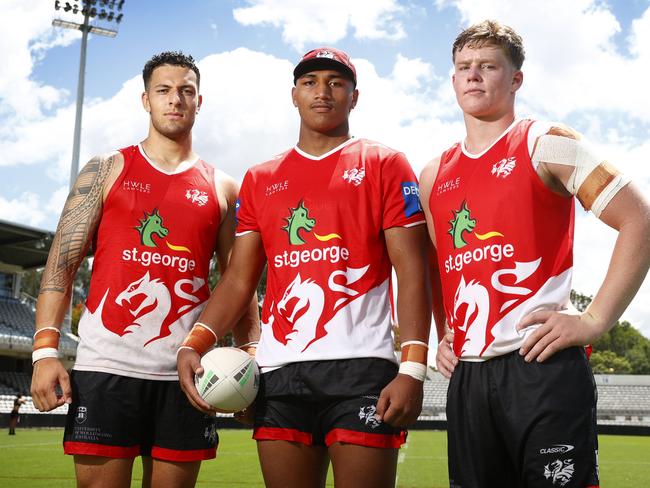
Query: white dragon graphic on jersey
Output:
[[453, 276, 489, 356], [452, 258, 543, 357], [115, 272, 171, 345], [544, 459, 575, 486], [271, 265, 370, 352], [80, 271, 201, 348], [278, 274, 325, 352]]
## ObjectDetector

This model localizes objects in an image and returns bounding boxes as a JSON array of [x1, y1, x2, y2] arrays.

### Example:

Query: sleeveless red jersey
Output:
[[236, 138, 425, 372], [74, 145, 221, 379], [429, 120, 575, 360]]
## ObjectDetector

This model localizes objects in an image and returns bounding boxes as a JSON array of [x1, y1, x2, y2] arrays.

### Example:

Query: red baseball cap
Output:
[[293, 47, 357, 87]]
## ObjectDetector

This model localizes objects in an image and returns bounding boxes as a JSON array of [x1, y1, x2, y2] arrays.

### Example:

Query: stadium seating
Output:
[[0, 296, 78, 355], [1, 366, 649, 428]]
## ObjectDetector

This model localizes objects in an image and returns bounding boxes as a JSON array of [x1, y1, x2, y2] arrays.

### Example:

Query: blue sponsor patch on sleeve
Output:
[[401, 182, 422, 217]]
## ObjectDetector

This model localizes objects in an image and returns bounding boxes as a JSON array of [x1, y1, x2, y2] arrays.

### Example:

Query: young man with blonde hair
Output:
[[421, 20, 650, 488]]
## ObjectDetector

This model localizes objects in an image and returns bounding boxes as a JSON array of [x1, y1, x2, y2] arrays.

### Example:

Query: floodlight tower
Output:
[[52, 1, 125, 189]]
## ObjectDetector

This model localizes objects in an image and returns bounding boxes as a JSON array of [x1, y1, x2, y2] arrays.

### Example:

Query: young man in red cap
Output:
[[421, 20, 650, 487], [177, 47, 431, 488]]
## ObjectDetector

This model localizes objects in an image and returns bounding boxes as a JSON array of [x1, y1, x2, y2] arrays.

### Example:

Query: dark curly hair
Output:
[[142, 51, 200, 89]]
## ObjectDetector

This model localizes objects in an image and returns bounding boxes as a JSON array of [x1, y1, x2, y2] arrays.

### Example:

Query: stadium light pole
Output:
[[52, 1, 125, 189]]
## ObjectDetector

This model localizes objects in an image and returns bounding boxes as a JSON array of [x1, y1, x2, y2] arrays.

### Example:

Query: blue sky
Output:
[[1, 0, 650, 338]]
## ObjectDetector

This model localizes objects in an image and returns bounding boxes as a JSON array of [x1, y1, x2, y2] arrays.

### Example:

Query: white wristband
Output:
[[32, 348, 59, 365], [399, 361, 427, 382], [401, 340, 429, 349]]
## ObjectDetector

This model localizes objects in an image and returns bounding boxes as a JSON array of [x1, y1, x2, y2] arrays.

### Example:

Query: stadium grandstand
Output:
[[1, 218, 649, 435], [0, 219, 77, 427]]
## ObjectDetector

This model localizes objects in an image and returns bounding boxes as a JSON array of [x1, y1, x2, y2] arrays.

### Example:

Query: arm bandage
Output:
[[532, 134, 629, 217], [399, 340, 429, 382]]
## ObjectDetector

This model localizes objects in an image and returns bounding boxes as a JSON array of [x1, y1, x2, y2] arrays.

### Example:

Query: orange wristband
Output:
[[33, 327, 61, 351], [401, 343, 428, 364], [180, 323, 218, 355]]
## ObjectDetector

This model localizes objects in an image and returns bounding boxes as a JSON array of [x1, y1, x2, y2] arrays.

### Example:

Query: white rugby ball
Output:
[[195, 347, 260, 413]]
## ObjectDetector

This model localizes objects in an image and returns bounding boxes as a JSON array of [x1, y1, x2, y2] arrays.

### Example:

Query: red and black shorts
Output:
[[446, 347, 600, 488], [64, 370, 217, 462], [253, 358, 406, 448]]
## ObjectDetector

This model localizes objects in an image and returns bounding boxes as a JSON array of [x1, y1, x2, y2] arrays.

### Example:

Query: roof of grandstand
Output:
[[0, 219, 54, 270]]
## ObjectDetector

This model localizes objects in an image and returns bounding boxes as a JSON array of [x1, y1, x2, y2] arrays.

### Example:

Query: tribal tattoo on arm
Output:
[[39, 155, 116, 295]]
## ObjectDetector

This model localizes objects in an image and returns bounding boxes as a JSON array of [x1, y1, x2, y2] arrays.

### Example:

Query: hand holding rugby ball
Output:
[[194, 347, 259, 412]]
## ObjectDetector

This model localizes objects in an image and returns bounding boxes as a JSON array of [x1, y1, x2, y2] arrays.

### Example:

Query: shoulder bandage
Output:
[[532, 134, 629, 217]]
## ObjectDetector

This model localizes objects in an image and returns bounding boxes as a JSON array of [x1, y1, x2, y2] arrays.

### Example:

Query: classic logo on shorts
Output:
[[358, 405, 381, 429], [543, 459, 575, 486], [540, 444, 574, 455], [75, 406, 88, 424], [491, 156, 516, 178]]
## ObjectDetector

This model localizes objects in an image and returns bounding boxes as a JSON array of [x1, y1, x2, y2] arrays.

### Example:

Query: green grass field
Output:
[[1, 429, 648, 487]]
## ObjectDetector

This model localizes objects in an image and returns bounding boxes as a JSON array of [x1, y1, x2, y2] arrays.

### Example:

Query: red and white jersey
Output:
[[236, 138, 425, 372], [74, 145, 221, 380], [429, 119, 575, 360]]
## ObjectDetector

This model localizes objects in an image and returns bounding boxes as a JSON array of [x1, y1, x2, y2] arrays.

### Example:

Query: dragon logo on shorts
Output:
[[204, 424, 218, 445], [358, 405, 381, 429], [543, 459, 575, 486]]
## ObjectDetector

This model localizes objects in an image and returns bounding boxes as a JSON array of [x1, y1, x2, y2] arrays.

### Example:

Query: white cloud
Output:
[[437, 0, 650, 122], [0, 0, 79, 122], [0, 192, 46, 226], [1, 0, 648, 338], [233, 0, 406, 50]]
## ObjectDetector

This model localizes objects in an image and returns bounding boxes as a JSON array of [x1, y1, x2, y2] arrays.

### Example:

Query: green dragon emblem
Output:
[[448, 201, 476, 249], [283, 200, 316, 245], [135, 208, 169, 247]]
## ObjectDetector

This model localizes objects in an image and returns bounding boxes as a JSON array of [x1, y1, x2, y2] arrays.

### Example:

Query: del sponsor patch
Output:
[[401, 182, 422, 217]]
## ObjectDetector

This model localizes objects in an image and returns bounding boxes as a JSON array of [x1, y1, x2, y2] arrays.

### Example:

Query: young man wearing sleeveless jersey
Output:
[[177, 47, 432, 488], [420, 20, 650, 488], [30, 51, 259, 488]]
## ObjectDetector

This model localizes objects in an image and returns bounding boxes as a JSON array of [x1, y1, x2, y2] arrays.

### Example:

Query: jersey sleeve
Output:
[[235, 169, 259, 235], [382, 152, 426, 229]]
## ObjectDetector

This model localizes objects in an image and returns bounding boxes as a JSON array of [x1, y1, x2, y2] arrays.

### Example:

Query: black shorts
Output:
[[64, 370, 217, 461], [447, 347, 599, 488], [253, 358, 406, 448]]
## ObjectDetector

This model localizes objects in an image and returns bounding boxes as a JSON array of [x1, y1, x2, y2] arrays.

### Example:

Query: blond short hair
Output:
[[452, 20, 525, 70]]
